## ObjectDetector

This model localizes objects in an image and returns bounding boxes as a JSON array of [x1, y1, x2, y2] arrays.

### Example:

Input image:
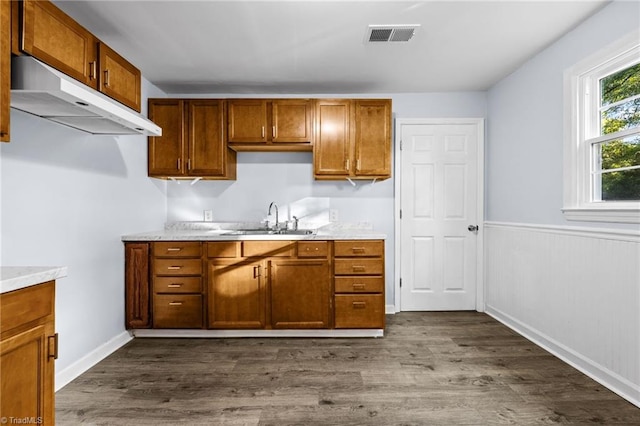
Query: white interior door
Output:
[[398, 120, 483, 311]]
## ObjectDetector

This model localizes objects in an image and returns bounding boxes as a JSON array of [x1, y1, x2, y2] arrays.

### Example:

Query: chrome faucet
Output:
[[268, 202, 279, 231]]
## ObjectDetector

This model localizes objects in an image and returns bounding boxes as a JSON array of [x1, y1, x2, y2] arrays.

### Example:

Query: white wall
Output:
[[0, 79, 167, 380], [485, 0, 640, 406], [165, 92, 488, 307]]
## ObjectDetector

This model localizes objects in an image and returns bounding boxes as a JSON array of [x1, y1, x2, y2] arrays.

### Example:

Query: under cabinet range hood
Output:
[[10, 56, 162, 136]]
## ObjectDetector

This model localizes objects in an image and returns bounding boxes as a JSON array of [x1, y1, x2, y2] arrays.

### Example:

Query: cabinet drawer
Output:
[[153, 242, 202, 258], [1, 281, 54, 333], [153, 276, 202, 294], [334, 240, 383, 257], [207, 241, 240, 258], [334, 259, 383, 276], [153, 295, 203, 328], [335, 277, 384, 294], [334, 294, 384, 329], [243, 241, 295, 257], [297, 241, 328, 257], [153, 259, 202, 276]]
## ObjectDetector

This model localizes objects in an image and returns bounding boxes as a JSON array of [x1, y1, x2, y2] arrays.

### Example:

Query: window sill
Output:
[[562, 207, 640, 224]]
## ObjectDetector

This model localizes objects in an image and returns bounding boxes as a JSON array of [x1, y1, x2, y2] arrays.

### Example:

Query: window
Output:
[[563, 31, 640, 223]]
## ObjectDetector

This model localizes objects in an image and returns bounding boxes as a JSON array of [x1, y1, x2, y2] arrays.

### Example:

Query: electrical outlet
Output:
[[329, 209, 339, 222], [203, 210, 213, 222]]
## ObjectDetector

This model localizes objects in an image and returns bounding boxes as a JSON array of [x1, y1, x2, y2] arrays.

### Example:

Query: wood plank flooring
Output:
[[56, 312, 640, 425]]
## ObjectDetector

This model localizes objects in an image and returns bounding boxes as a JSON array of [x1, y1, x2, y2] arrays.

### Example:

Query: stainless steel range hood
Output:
[[10, 56, 162, 136]]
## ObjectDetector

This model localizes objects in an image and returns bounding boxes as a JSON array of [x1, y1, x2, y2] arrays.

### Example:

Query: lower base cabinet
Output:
[[1, 281, 56, 425], [124, 239, 385, 331]]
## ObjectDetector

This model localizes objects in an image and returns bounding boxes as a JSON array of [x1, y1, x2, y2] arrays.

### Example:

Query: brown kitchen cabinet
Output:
[[333, 240, 385, 329], [151, 241, 204, 328], [0, 0, 10, 142], [270, 257, 331, 329], [227, 99, 313, 150], [148, 99, 237, 179], [17, 0, 142, 111], [314, 99, 391, 180], [125, 242, 151, 329], [1, 281, 57, 425]]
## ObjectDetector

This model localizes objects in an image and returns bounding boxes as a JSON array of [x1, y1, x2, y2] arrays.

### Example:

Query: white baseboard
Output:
[[486, 305, 640, 409], [386, 304, 397, 314], [55, 331, 133, 392]]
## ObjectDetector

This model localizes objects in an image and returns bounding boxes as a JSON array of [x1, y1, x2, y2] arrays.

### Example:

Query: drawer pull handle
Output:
[[352, 266, 366, 272], [167, 283, 183, 288], [352, 302, 367, 309], [352, 283, 366, 289], [167, 248, 183, 252], [48, 333, 59, 360], [167, 266, 182, 270], [352, 247, 366, 253], [169, 301, 183, 306]]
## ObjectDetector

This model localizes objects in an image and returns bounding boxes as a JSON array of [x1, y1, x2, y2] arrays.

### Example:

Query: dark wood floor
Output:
[[56, 312, 640, 425]]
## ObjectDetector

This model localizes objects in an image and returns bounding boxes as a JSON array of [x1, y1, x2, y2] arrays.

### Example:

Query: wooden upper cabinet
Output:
[[228, 99, 268, 143], [18, 0, 142, 111], [314, 99, 392, 180], [271, 99, 313, 143], [21, 0, 98, 89], [0, 0, 10, 142], [98, 43, 141, 112], [313, 99, 351, 176], [148, 99, 236, 179], [148, 99, 184, 177], [353, 100, 392, 177], [228, 99, 313, 150]]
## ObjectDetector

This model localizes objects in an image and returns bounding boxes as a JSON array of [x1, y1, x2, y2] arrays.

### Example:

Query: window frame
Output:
[[563, 30, 640, 223]]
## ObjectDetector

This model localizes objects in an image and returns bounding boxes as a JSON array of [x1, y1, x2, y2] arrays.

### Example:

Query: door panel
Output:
[[400, 122, 480, 311]]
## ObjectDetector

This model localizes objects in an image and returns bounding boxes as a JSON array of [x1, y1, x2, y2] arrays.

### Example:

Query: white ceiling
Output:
[[54, 0, 609, 95]]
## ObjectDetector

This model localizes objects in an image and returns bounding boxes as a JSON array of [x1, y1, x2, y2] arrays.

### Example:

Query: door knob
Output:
[[468, 225, 479, 232]]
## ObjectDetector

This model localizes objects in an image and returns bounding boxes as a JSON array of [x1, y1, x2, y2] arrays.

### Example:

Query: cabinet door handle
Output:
[[187, 159, 192, 170], [352, 302, 367, 309], [89, 61, 97, 80], [356, 158, 361, 171], [346, 159, 350, 171], [103, 69, 110, 87], [166, 247, 183, 252], [272, 126, 276, 138], [167, 283, 183, 288], [261, 126, 265, 138], [168, 301, 183, 306], [48, 333, 59, 360], [167, 266, 182, 270], [253, 265, 261, 279], [177, 158, 181, 170], [352, 265, 366, 272]]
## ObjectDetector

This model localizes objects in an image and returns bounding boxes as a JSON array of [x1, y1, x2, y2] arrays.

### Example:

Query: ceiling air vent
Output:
[[365, 25, 420, 43]]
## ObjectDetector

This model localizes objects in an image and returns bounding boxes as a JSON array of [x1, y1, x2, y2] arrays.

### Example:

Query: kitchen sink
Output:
[[224, 229, 314, 236]]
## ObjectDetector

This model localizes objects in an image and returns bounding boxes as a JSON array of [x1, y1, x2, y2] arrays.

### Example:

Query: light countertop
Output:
[[122, 222, 387, 242], [0, 266, 68, 294]]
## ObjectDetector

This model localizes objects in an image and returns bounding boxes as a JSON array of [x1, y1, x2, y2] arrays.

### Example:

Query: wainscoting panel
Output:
[[484, 222, 640, 407]]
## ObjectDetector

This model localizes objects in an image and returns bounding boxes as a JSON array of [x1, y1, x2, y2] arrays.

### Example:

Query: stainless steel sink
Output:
[[224, 229, 314, 236]]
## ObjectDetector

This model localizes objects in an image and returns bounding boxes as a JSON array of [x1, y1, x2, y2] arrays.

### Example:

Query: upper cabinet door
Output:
[[0, 0, 10, 142], [98, 43, 141, 112], [148, 99, 185, 177], [21, 0, 98, 89], [353, 99, 392, 177], [227, 99, 268, 143], [271, 99, 313, 143], [187, 100, 228, 177], [313, 99, 351, 177]]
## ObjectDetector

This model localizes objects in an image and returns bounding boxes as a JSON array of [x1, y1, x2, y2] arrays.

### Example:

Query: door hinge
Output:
[[399, 278, 402, 288], [399, 209, 402, 219], [399, 140, 403, 151]]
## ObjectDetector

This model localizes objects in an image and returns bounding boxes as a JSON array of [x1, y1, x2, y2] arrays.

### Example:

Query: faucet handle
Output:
[[292, 216, 299, 231]]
